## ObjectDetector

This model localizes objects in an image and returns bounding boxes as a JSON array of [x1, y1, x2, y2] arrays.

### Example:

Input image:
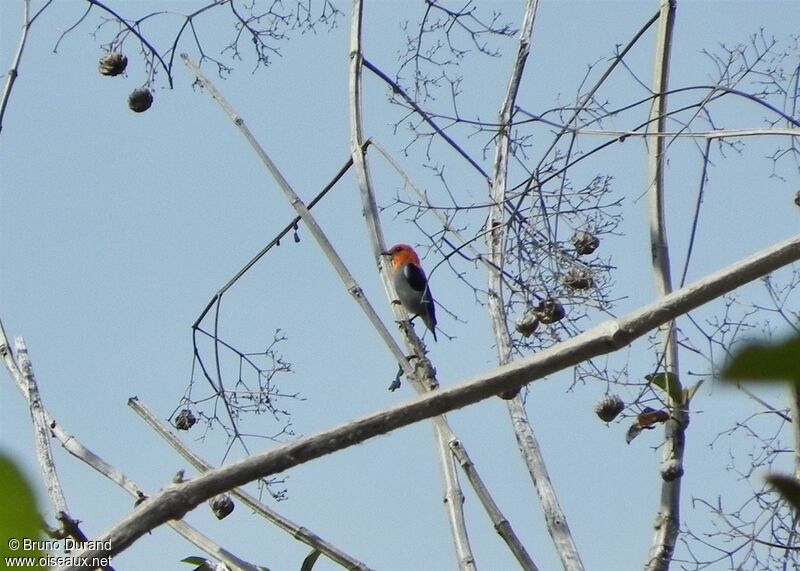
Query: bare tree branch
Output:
[[56, 233, 800, 570], [485, 0, 584, 568], [644, 2, 682, 569]]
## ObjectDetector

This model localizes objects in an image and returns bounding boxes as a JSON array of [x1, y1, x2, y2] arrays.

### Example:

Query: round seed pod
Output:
[[532, 298, 565, 324], [563, 269, 593, 290], [128, 88, 153, 113], [515, 311, 540, 337], [594, 394, 624, 422], [572, 231, 599, 256], [98, 52, 128, 76], [209, 494, 235, 519], [174, 409, 196, 431]]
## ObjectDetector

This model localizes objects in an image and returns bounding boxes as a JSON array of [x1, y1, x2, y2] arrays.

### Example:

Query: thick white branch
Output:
[[645, 2, 680, 569], [56, 234, 800, 570]]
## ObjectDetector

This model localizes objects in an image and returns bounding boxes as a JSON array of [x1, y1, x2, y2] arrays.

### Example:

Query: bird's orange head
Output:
[[382, 243, 421, 269]]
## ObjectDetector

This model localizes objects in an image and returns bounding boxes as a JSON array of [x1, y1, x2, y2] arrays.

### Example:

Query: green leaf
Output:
[[645, 372, 683, 403], [181, 556, 213, 570], [766, 473, 800, 514], [0, 453, 42, 568], [721, 333, 800, 384], [300, 549, 322, 571], [682, 379, 704, 405]]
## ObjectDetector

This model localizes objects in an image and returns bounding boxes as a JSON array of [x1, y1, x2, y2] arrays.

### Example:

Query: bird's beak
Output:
[[380, 250, 391, 256]]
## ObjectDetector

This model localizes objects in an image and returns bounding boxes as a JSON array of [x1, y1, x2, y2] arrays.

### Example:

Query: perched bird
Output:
[[382, 243, 437, 341]]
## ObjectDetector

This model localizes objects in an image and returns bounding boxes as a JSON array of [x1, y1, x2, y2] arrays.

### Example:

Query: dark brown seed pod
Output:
[[532, 298, 565, 324], [128, 88, 153, 113], [515, 310, 540, 337], [594, 394, 624, 422], [795, 191, 800, 207], [563, 269, 593, 290], [98, 52, 128, 76], [209, 494, 235, 519], [572, 231, 599, 256], [174, 409, 196, 431]]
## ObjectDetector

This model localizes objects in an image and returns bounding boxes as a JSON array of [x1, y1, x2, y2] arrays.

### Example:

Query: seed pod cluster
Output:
[[98, 51, 155, 113]]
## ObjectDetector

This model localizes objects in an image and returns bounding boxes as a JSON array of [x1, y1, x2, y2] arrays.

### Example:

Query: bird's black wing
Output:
[[402, 263, 428, 293]]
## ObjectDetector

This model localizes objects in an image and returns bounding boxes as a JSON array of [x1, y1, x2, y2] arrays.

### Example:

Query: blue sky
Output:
[[1, 1, 799, 570]]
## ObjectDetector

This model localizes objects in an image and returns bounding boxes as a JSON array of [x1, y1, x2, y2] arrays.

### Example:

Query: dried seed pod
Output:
[[98, 52, 128, 76], [661, 459, 684, 481], [572, 231, 599, 256], [209, 494, 235, 519], [532, 298, 565, 324], [594, 394, 624, 422], [174, 409, 196, 431], [795, 191, 800, 207], [563, 269, 593, 290], [128, 88, 153, 113], [515, 310, 540, 337]]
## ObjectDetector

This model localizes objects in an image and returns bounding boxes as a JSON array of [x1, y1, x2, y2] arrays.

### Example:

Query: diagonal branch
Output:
[[55, 232, 800, 569], [179, 53, 410, 373], [14, 337, 71, 520]]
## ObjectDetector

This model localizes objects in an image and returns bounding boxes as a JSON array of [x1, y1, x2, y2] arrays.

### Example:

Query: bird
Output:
[[382, 243, 437, 341]]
